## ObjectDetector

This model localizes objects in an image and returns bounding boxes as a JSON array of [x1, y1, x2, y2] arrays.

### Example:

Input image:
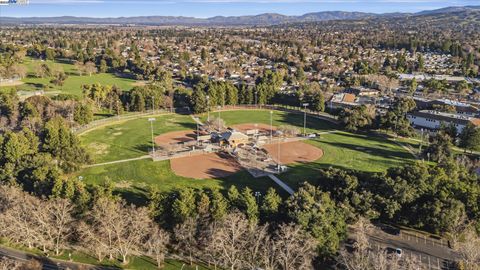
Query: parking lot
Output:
[[367, 225, 459, 270]]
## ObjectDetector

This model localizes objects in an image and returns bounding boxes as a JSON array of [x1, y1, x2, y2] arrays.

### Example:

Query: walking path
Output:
[[83, 155, 150, 168], [267, 174, 294, 195]]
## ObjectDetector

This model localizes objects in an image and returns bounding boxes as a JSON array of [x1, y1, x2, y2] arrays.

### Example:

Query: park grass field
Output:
[[0, 58, 138, 96], [80, 113, 196, 163], [75, 109, 416, 200]]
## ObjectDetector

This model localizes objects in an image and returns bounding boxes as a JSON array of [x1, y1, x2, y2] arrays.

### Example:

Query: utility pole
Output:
[[303, 103, 309, 136], [148, 118, 156, 155], [277, 133, 281, 172]]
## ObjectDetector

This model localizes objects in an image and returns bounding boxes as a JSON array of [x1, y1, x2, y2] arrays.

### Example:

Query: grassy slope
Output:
[[0, 58, 137, 96]]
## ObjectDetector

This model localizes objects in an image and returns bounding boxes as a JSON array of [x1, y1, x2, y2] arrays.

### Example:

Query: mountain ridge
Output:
[[1, 6, 479, 26]]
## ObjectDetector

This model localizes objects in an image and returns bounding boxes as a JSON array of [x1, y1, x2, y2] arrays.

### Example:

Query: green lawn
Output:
[[75, 160, 276, 205], [201, 109, 337, 132], [280, 131, 416, 189], [80, 113, 195, 163], [0, 58, 138, 96]]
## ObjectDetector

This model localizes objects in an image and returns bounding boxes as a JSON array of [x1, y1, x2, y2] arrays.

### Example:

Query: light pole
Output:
[[277, 133, 281, 172], [254, 191, 261, 204], [148, 118, 156, 154], [255, 90, 257, 108], [270, 111, 273, 142], [302, 103, 309, 136], [196, 122, 199, 145]]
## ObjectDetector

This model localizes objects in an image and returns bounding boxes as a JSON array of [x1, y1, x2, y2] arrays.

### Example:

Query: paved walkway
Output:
[[267, 174, 294, 195], [83, 155, 150, 168]]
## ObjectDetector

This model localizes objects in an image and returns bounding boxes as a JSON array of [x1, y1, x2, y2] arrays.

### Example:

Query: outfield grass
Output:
[[200, 109, 337, 132], [80, 113, 195, 163], [75, 160, 276, 205], [0, 58, 138, 96]]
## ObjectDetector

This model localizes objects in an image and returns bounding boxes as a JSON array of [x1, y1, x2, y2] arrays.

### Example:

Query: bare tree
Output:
[[0, 257, 21, 270], [208, 212, 250, 270], [84, 62, 97, 76], [173, 217, 198, 265], [243, 224, 271, 270], [0, 186, 42, 250], [31, 198, 74, 255], [145, 226, 170, 269], [115, 205, 152, 264], [457, 227, 480, 270], [274, 223, 316, 270], [79, 197, 151, 264]]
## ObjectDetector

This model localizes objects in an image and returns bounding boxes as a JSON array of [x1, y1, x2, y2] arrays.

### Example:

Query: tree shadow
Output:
[[114, 186, 150, 207], [277, 111, 338, 131]]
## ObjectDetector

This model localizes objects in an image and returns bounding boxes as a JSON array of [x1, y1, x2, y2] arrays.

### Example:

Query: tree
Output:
[[79, 197, 151, 264], [456, 227, 480, 270], [239, 187, 259, 224], [73, 102, 94, 125], [260, 188, 282, 220], [145, 226, 170, 269], [171, 187, 196, 222], [286, 183, 347, 257], [459, 123, 480, 153], [274, 223, 317, 270], [210, 188, 228, 220], [174, 217, 198, 265], [408, 78, 417, 96], [208, 211, 250, 270], [84, 61, 97, 76], [339, 105, 375, 132], [311, 90, 325, 112], [423, 131, 453, 162], [191, 88, 208, 113]]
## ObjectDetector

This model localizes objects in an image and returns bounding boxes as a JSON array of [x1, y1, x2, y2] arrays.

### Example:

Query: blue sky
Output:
[[1, 0, 478, 17]]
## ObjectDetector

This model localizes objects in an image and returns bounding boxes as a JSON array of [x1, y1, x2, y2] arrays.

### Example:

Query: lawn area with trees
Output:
[[0, 58, 138, 96]]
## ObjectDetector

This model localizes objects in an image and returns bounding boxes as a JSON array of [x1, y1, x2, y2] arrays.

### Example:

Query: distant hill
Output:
[[1, 5, 479, 26]]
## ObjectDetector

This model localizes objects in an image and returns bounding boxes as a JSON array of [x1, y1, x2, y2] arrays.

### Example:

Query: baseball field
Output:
[[76, 109, 416, 202]]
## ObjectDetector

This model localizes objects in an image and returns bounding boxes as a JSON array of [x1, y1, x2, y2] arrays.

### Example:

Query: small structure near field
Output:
[[220, 131, 249, 147]]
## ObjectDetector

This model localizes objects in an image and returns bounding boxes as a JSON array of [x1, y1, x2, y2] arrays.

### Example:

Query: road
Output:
[[366, 224, 459, 270]]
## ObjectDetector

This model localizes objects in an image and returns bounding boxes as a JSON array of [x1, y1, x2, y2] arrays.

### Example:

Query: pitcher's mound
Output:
[[155, 130, 196, 145], [264, 141, 323, 164], [171, 152, 242, 179]]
